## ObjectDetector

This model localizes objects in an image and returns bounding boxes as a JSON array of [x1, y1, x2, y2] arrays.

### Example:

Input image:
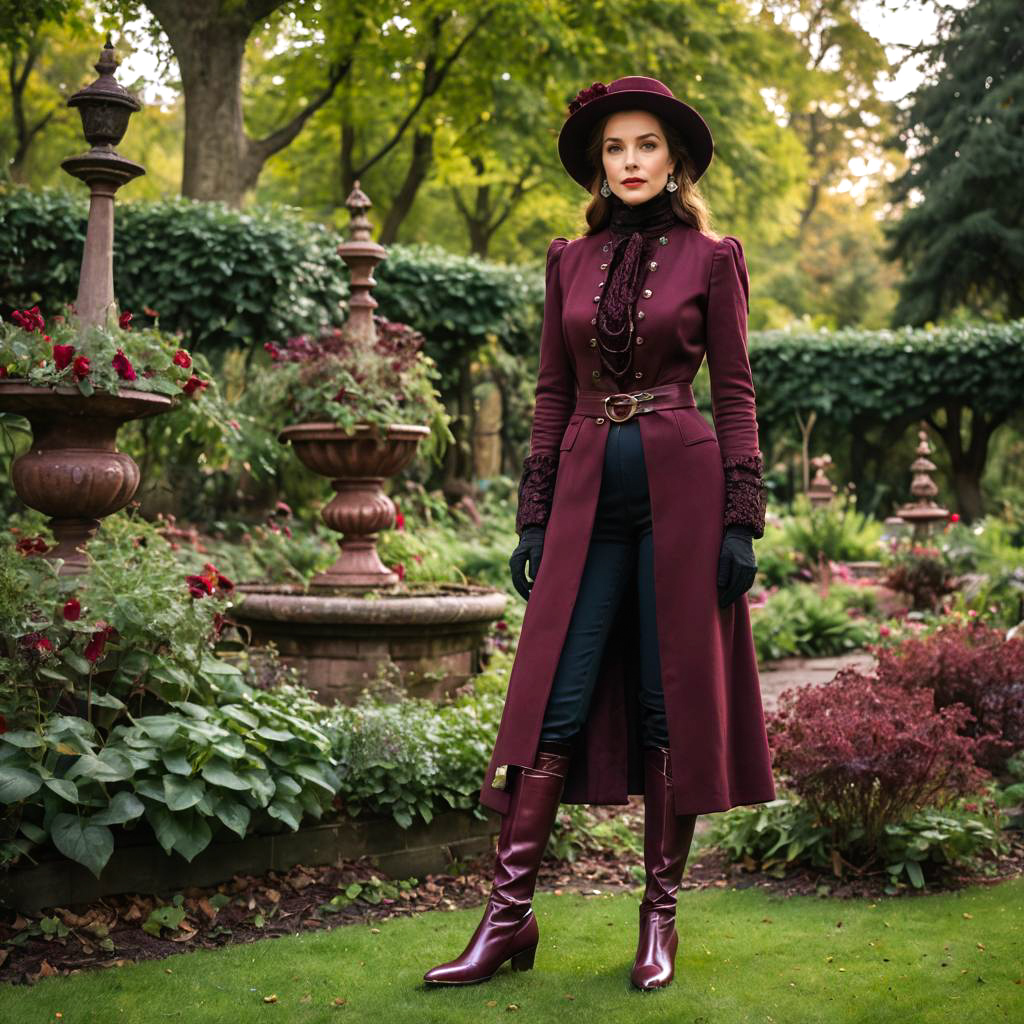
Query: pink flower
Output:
[[950, 513, 960, 523], [263, 341, 282, 362], [879, 625, 891, 637], [182, 374, 207, 396], [72, 355, 91, 380], [112, 349, 137, 381], [119, 311, 133, 329], [63, 598, 81, 621], [53, 344, 74, 371], [173, 349, 191, 369]]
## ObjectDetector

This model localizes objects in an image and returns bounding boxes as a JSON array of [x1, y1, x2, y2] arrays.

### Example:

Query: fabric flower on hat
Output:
[[568, 81, 607, 113]]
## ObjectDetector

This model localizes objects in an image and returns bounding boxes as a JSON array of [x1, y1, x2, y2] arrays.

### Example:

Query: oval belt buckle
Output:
[[604, 392, 638, 422]]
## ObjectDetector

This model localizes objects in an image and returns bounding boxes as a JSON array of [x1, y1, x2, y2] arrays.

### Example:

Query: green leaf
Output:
[[133, 716, 184, 742], [266, 799, 302, 831], [1, 730, 44, 748], [200, 758, 249, 791], [163, 774, 205, 811], [145, 804, 213, 861], [213, 796, 251, 838], [219, 704, 259, 729], [90, 790, 146, 826], [904, 860, 925, 888], [0, 767, 43, 802], [43, 777, 80, 804], [66, 750, 134, 783], [142, 904, 187, 937], [62, 651, 93, 675], [162, 748, 192, 775], [254, 726, 294, 742], [88, 692, 126, 710], [49, 812, 114, 879]]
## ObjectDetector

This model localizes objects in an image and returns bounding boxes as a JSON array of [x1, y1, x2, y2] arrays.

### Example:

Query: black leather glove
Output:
[[717, 524, 758, 608], [509, 525, 546, 601]]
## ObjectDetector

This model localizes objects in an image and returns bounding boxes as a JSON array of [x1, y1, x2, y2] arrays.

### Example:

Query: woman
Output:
[[424, 76, 774, 992]]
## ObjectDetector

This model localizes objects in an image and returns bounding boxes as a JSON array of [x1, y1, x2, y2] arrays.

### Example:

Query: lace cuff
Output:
[[515, 453, 559, 535], [723, 453, 766, 539]]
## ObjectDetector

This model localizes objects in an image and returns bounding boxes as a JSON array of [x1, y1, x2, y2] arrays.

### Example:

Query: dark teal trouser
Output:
[[538, 418, 669, 750]]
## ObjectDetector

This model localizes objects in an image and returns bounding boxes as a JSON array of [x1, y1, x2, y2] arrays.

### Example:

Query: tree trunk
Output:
[[925, 403, 1005, 523], [378, 129, 434, 244], [146, 0, 349, 206]]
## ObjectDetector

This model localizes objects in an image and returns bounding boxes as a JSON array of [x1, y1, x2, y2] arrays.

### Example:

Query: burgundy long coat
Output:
[[479, 224, 777, 818]]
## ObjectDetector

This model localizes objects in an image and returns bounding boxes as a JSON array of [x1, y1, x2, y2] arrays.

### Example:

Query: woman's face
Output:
[[600, 110, 675, 206]]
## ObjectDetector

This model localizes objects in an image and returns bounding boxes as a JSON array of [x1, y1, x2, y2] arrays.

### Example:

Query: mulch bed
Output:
[[3, 801, 1022, 987]]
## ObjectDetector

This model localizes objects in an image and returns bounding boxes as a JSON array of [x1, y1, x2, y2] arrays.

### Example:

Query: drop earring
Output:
[[665, 174, 678, 193], [600, 178, 612, 198]]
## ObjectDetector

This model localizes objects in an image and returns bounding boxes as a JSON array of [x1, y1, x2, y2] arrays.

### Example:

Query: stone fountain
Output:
[[0, 35, 171, 573], [234, 185, 506, 704], [894, 424, 951, 538]]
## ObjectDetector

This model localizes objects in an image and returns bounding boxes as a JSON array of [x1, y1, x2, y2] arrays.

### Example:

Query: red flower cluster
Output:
[[10, 305, 44, 332], [20, 631, 53, 654], [119, 311, 133, 330], [53, 344, 74, 371], [173, 349, 191, 369], [16, 536, 48, 556], [63, 598, 81, 621], [182, 374, 208, 396], [186, 562, 235, 599], [568, 81, 608, 114], [112, 349, 137, 381]]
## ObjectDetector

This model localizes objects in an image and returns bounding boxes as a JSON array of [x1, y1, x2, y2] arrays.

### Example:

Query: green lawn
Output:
[[3, 880, 1023, 1023]]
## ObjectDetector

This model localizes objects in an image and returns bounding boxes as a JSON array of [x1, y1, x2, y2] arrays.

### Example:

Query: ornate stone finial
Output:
[[807, 453, 835, 507], [894, 423, 950, 537], [60, 36, 146, 330], [338, 180, 387, 346]]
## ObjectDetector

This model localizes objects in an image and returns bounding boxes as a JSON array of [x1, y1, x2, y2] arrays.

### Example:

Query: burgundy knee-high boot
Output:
[[631, 745, 698, 991], [423, 741, 572, 986]]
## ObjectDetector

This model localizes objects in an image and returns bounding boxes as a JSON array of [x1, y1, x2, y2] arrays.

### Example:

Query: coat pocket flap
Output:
[[559, 415, 584, 451], [672, 407, 717, 446]]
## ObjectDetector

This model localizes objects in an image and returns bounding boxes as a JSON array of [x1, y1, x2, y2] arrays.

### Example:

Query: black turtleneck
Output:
[[608, 188, 678, 238]]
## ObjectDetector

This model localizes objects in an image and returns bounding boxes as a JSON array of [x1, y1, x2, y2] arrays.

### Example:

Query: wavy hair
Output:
[[580, 111, 719, 240]]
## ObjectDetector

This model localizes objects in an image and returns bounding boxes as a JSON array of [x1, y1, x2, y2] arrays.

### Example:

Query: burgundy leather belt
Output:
[[573, 380, 695, 424]]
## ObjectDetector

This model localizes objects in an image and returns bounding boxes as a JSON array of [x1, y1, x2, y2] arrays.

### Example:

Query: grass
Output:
[[2, 880, 1023, 1023]]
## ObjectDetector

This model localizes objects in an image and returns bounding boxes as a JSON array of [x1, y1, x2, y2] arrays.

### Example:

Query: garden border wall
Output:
[[1, 808, 502, 915]]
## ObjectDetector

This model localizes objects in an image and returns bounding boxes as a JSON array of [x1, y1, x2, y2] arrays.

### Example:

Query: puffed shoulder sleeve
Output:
[[514, 236, 574, 536], [705, 235, 766, 539]]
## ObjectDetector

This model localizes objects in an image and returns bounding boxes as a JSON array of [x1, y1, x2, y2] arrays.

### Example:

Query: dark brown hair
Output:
[[581, 112, 719, 239]]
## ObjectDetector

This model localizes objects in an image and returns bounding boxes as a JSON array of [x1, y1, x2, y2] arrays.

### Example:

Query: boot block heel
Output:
[[510, 943, 537, 971]]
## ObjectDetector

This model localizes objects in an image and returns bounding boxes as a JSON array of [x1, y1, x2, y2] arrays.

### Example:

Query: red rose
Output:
[[182, 374, 207, 396], [112, 349, 137, 381], [72, 355, 91, 379], [53, 344, 75, 371], [202, 562, 234, 593], [119, 311, 133, 329], [16, 536, 48, 556], [63, 598, 82, 621], [11, 306, 44, 332], [84, 625, 114, 662], [173, 349, 192, 369]]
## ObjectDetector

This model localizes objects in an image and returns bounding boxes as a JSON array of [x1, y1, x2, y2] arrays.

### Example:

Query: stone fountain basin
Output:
[[233, 581, 508, 705]]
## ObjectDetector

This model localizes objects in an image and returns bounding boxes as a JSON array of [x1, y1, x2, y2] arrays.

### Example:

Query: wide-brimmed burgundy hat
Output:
[[557, 75, 714, 190]]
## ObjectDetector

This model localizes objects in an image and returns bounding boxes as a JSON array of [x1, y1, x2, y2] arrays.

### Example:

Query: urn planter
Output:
[[0, 381, 171, 572], [278, 420, 430, 589]]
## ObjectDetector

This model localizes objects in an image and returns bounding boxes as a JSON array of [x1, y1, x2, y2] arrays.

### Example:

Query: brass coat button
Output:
[[600, 262, 608, 270], [593, 295, 600, 303], [637, 310, 646, 319], [595, 416, 605, 424], [591, 369, 601, 379], [643, 288, 652, 298], [636, 336, 645, 345], [634, 370, 643, 378], [588, 338, 597, 347], [649, 260, 658, 271], [590, 317, 597, 325]]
